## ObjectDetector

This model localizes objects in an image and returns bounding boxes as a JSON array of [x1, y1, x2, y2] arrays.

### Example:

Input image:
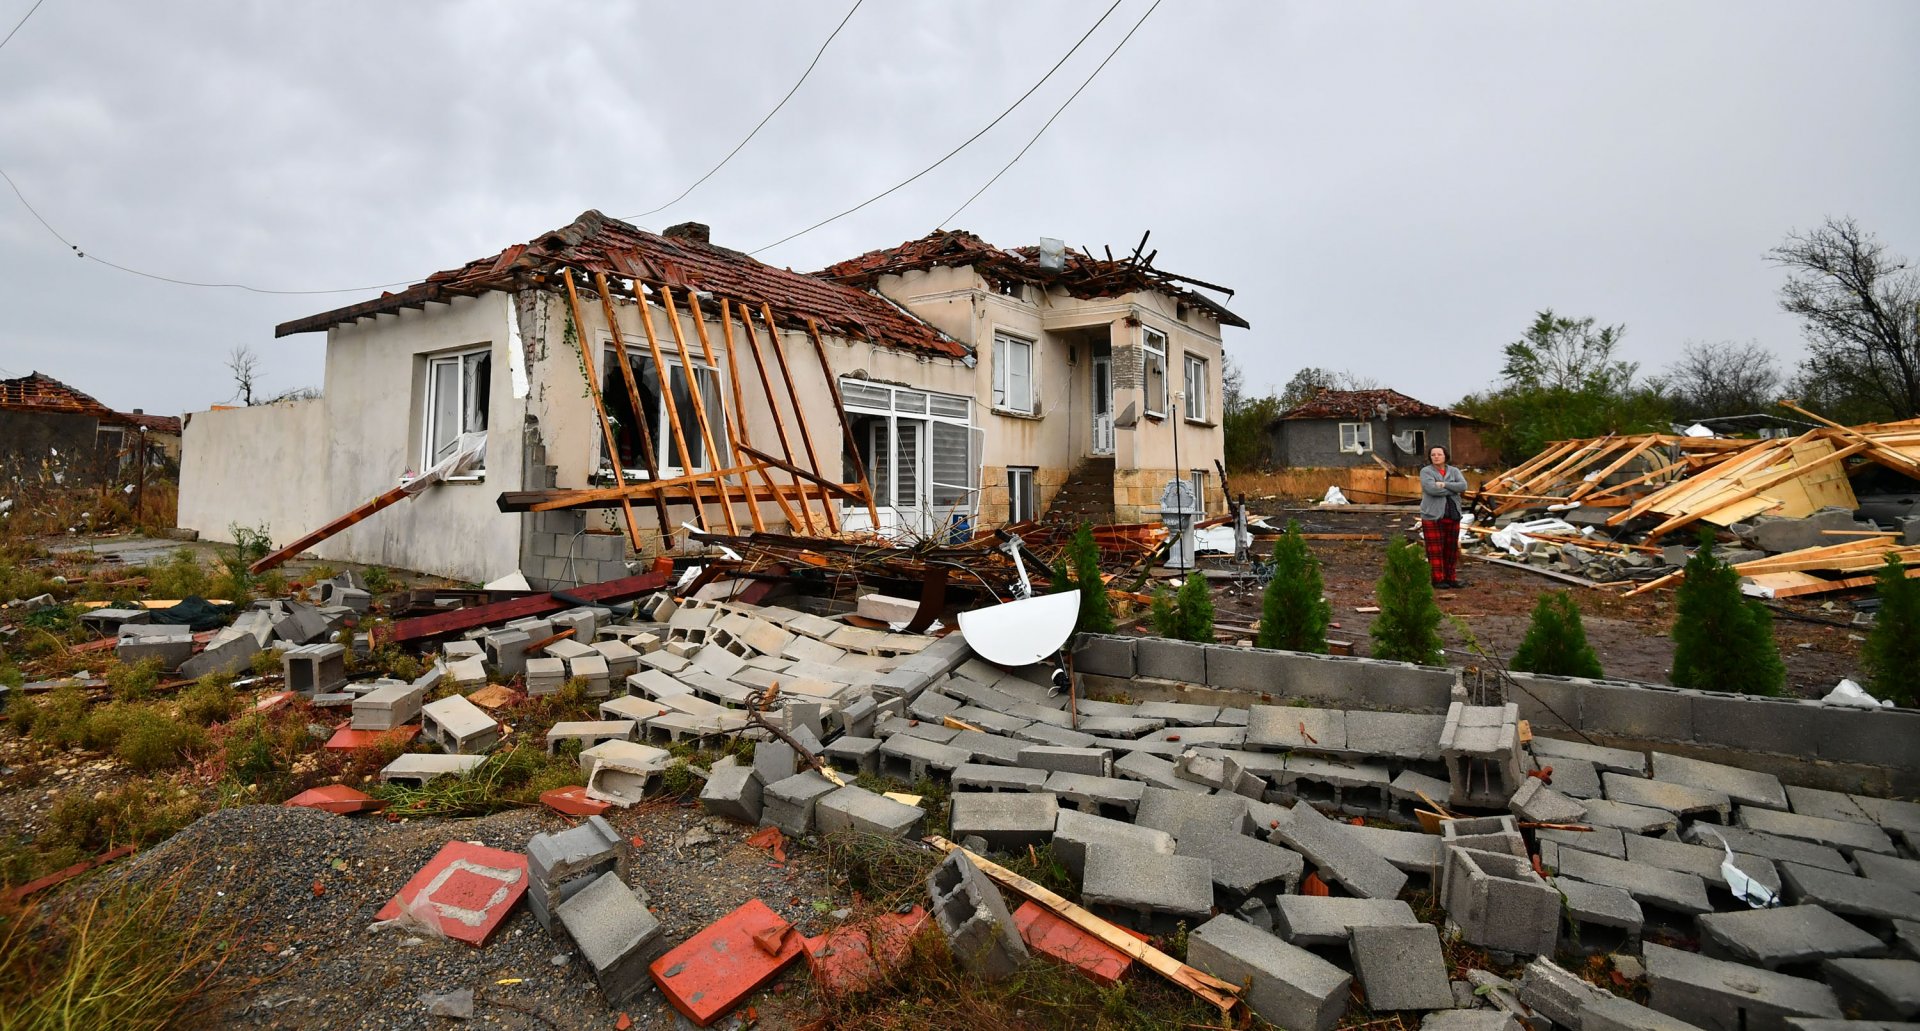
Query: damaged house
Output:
[[1266, 387, 1495, 470], [178, 213, 1245, 585]]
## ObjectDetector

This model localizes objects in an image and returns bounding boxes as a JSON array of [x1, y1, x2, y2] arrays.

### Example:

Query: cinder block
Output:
[[1580, 682, 1694, 743], [926, 849, 1028, 980], [116, 633, 195, 670], [282, 642, 347, 695], [1017, 745, 1110, 777], [1051, 808, 1174, 881], [1135, 637, 1206, 683], [816, 785, 924, 839], [353, 682, 424, 731], [1352, 923, 1455, 1012], [421, 694, 500, 754], [1518, 956, 1611, 1030], [761, 771, 839, 837], [699, 759, 764, 824], [1187, 913, 1351, 1031], [1083, 846, 1214, 931], [1070, 634, 1135, 679], [949, 792, 1059, 850], [580, 740, 671, 807], [1643, 941, 1840, 1031], [1442, 846, 1560, 956], [555, 872, 665, 1009], [1273, 801, 1407, 900]]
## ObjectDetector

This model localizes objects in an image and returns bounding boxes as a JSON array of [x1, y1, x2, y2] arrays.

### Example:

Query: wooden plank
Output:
[[805, 317, 882, 532], [590, 271, 675, 537], [716, 299, 798, 531], [387, 572, 667, 645], [1763, 564, 1920, 598], [562, 269, 647, 552], [1780, 401, 1920, 479], [922, 836, 1243, 1016], [737, 444, 867, 502], [736, 308, 817, 534], [686, 292, 766, 533], [1566, 435, 1662, 502], [633, 280, 712, 531], [498, 462, 761, 511], [250, 481, 413, 573], [658, 285, 739, 534], [760, 303, 837, 533]]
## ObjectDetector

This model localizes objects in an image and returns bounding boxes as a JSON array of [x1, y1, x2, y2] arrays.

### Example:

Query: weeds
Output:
[[105, 658, 164, 703], [361, 565, 393, 594], [211, 523, 271, 602], [178, 674, 238, 727], [0, 866, 238, 1030], [369, 745, 577, 817], [139, 549, 213, 600], [43, 777, 207, 856]]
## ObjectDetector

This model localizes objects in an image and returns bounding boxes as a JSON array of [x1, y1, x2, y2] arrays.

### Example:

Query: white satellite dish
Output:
[[958, 589, 1081, 667]]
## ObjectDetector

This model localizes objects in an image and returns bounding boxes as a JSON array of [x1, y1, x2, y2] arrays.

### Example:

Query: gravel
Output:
[[110, 802, 841, 1029]]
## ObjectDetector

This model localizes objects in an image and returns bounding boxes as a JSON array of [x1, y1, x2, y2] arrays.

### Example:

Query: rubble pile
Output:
[[1468, 420, 1920, 597]]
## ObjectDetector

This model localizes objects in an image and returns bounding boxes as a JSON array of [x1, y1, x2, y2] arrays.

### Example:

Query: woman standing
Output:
[[1420, 446, 1469, 588]]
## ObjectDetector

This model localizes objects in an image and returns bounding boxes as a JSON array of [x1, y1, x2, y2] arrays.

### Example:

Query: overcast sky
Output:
[[2, 1, 1916, 416]]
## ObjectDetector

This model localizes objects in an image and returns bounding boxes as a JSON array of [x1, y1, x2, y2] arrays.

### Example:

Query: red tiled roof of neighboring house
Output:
[[1277, 388, 1471, 422], [277, 211, 966, 359], [815, 229, 1249, 329], [121, 411, 182, 435], [0, 372, 124, 421]]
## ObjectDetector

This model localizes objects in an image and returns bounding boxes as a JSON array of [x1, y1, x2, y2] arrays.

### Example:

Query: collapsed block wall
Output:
[[1072, 634, 1920, 795]]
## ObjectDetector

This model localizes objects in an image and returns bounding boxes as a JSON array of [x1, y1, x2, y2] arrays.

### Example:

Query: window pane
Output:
[[668, 364, 704, 470], [895, 421, 920, 507], [930, 422, 969, 505], [895, 390, 927, 415], [842, 380, 891, 410], [700, 368, 727, 461], [462, 351, 491, 434], [871, 420, 892, 507], [430, 359, 459, 463], [929, 393, 969, 420], [992, 338, 1008, 407]]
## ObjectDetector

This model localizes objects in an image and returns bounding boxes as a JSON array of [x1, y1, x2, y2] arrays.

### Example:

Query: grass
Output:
[[368, 745, 581, 817], [9, 687, 210, 774], [105, 659, 163, 703], [0, 866, 238, 1031]]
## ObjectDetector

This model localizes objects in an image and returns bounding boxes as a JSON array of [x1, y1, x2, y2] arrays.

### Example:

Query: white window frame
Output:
[[991, 332, 1036, 415], [1143, 327, 1168, 417], [422, 346, 491, 479], [1007, 467, 1037, 523], [599, 341, 727, 479], [1339, 422, 1373, 454], [840, 380, 979, 519], [1183, 353, 1209, 422]]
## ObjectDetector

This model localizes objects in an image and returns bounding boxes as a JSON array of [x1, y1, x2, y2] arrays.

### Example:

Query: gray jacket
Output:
[[1420, 464, 1468, 521]]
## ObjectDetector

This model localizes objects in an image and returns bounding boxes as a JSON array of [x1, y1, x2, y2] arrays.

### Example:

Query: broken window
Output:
[[992, 333, 1034, 414], [600, 345, 726, 478], [1183, 353, 1208, 421], [424, 347, 491, 474], [1340, 421, 1373, 453], [1007, 467, 1037, 522], [1143, 327, 1168, 417]]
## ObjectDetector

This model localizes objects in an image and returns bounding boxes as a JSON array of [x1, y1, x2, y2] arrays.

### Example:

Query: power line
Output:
[[0, 164, 419, 295], [0, 0, 48, 54], [939, 0, 1161, 229], [622, 0, 864, 222], [749, 0, 1125, 257]]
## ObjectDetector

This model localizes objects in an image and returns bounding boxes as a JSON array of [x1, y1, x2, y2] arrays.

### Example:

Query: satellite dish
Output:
[[958, 590, 1081, 666]]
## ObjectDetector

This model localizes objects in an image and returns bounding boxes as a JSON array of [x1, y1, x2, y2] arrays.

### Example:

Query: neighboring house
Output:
[[122, 410, 183, 468], [0, 371, 146, 482], [1266, 388, 1493, 470], [177, 212, 1246, 586]]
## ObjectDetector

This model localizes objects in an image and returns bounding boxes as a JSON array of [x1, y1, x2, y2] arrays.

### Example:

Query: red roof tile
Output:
[[0, 372, 123, 421], [1278, 388, 1465, 422], [816, 230, 1249, 329], [278, 212, 965, 359], [121, 411, 182, 435]]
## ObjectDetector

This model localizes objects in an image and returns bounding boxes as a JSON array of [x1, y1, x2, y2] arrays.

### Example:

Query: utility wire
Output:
[[622, 0, 863, 222], [749, 0, 1125, 256], [0, 0, 48, 54], [1, 164, 418, 294], [939, 0, 1161, 229]]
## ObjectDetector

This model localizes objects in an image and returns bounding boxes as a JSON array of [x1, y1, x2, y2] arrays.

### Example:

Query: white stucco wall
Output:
[[179, 399, 328, 549]]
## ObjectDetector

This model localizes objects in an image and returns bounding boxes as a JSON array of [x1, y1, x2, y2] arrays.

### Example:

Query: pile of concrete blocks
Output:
[[926, 849, 1027, 979], [116, 623, 196, 670], [581, 740, 671, 807], [526, 815, 629, 931]]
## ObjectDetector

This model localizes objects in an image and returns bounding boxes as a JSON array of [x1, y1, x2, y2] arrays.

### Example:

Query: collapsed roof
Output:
[[815, 229, 1249, 330], [0, 371, 126, 422], [276, 211, 966, 360], [1275, 387, 1469, 423]]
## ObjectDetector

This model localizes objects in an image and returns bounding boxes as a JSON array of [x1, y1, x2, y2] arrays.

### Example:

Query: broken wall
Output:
[[179, 399, 327, 550]]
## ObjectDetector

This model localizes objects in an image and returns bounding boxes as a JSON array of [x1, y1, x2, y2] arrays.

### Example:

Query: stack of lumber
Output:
[[1627, 537, 1920, 599]]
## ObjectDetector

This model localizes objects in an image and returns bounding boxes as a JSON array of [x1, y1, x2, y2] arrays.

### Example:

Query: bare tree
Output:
[[225, 345, 262, 406], [1279, 367, 1381, 409], [1773, 218, 1920, 421], [1664, 340, 1782, 420]]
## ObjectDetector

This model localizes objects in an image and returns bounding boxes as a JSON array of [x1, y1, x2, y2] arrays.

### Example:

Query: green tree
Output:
[[1670, 531, 1785, 696], [1511, 591, 1604, 678], [1371, 537, 1444, 664], [1454, 310, 1671, 464], [1151, 572, 1215, 643], [1861, 554, 1920, 706], [1257, 521, 1330, 652], [1050, 523, 1116, 636]]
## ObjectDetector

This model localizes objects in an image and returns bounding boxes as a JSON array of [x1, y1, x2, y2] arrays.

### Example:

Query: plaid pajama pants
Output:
[[1422, 518, 1460, 584]]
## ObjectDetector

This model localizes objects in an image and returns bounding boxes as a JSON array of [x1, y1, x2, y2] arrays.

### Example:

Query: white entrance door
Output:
[[1091, 356, 1114, 455]]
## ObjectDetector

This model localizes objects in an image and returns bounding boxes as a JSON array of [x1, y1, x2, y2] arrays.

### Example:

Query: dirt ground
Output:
[[1216, 505, 1866, 698]]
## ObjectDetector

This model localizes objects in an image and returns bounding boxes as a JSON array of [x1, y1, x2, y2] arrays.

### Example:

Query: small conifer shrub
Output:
[[1257, 521, 1330, 653], [1151, 571, 1215, 643], [1511, 591, 1604, 678], [1670, 530, 1784, 696], [1861, 554, 1920, 707], [1371, 536, 1444, 665]]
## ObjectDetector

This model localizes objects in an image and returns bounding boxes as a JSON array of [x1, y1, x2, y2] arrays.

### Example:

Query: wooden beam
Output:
[[716, 298, 798, 531], [658, 285, 739, 534], [687, 293, 767, 532], [498, 462, 762, 511], [737, 308, 817, 534], [1641, 441, 1870, 541], [387, 572, 667, 645], [251, 481, 414, 573], [562, 270, 646, 552], [1779, 400, 1920, 479], [761, 303, 837, 532], [590, 271, 674, 538], [804, 317, 882, 532], [737, 444, 867, 502], [634, 282, 712, 531]]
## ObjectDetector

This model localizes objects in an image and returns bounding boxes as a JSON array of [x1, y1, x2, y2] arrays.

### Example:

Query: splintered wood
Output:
[[1476, 411, 1920, 598]]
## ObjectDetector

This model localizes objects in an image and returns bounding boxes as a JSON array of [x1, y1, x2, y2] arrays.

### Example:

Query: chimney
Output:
[[132, 408, 143, 415], [664, 222, 710, 244]]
